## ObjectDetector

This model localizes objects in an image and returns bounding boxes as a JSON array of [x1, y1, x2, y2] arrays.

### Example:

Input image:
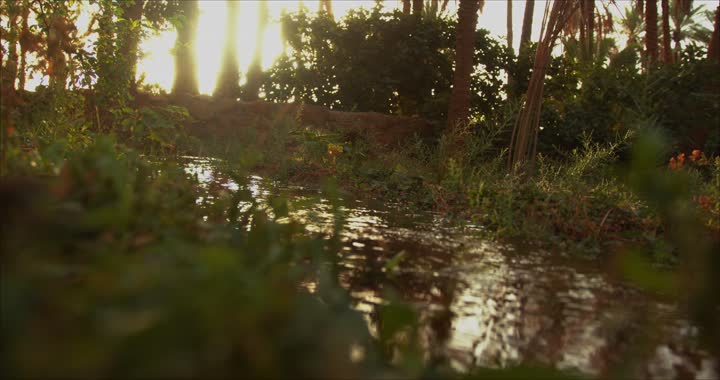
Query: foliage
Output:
[[263, 7, 511, 121], [619, 130, 720, 356], [507, 44, 720, 158], [1, 138, 387, 378]]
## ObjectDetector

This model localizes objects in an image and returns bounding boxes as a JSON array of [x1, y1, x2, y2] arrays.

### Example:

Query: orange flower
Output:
[[669, 157, 679, 170], [678, 153, 686, 164], [691, 149, 702, 161]]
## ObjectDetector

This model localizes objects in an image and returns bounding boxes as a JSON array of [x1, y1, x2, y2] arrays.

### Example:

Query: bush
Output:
[[262, 7, 511, 122]]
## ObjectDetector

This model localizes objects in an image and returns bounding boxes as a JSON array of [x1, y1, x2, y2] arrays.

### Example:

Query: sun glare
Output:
[[137, 1, 404, 95], [135, 0, 555, 95], [138, 1, 306, 95], [27, 0, 650, 94]]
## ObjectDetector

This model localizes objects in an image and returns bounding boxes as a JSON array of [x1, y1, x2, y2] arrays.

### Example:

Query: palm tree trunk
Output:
[[508, 0, 579, 172], [18, 0, 29, 91], [214, 1, 241, 98], [447, 0, 480, 130], [431, 0, 440, 15], [172, 0, 199, 96], [441, 0, 451, 13], [709, 4, 720, 61], [402, 0, 411, 15], [646, 0, 659, 66], [580, 0, 594, 62], [413, 0, 423, 16], [243, 1, 269, 101], [507, 0, 513, 52], [638, 0, 647, 68], [661, 0, 672, 63], [519, 0, 535, 57], [320, 0, 333, 18]]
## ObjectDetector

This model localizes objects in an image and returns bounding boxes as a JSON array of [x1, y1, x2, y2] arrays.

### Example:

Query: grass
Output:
[[198, 113, 719, 263]]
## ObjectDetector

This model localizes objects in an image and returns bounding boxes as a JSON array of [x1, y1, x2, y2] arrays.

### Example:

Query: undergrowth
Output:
[[215, 112, 719, 262]]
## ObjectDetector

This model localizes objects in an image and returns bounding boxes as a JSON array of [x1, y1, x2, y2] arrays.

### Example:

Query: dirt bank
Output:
[[141, 94, 436, 147]]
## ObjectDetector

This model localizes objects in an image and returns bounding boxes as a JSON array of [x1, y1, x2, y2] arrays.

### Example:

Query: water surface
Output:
[[185, 157, 716, 379]]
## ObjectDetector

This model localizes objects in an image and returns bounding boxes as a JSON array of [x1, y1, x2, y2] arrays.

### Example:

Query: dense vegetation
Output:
[[1, 0, 719, 378]]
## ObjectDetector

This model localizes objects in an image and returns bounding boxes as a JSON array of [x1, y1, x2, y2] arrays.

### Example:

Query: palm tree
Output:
[[402, 0, 411, 15], [447, 0, 482, 130], [646, 0, 659, 66], [519, 0, 535, 58], [619, 2, 645, 47], [671, 0, 712, 60], [214, 1, 241, 98], [172, 0, 199, 96]]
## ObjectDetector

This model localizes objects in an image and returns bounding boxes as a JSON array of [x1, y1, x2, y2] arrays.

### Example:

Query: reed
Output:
[[507, 0, 579, 173]]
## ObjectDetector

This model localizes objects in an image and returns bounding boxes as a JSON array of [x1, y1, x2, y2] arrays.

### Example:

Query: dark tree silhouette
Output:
[[214, 1, 241, 98], [172, 0, 199, 96]]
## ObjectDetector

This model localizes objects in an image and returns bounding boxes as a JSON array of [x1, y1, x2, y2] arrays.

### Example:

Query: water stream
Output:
[[185, 157, 716, 379]]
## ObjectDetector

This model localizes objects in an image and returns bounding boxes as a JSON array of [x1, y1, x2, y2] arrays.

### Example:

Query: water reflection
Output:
[[184, 158, 716, 379]]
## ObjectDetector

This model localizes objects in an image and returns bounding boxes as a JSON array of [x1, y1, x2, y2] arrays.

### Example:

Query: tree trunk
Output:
[[319, 0, 333, 18], [508, 0, 579, 172], [119, 0, 144, 95], [506, 0, 515, 98], [18, 0, 29, 91], [661, 0, 672, 63], [172, 0, 199, 96], [1, 6, 20, 178], [47, 11, 70, 90], [507, 0, 513, 52], [441, 0, 450, 13], [431, 0, 439, 15], [412, 0, 423, 16], [646, 0, 659, 66], [709, 5, 720, 61], [447, 0, 480, 130], [243, 1, 269, 101], [580, 0, 594, 62], [214, 1, 241, 98], [519, 0, 534, 57], [402, 0, 411, 15]]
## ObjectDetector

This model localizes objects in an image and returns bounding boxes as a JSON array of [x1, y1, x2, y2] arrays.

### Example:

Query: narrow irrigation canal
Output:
[[186, 157, 716, 379]]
